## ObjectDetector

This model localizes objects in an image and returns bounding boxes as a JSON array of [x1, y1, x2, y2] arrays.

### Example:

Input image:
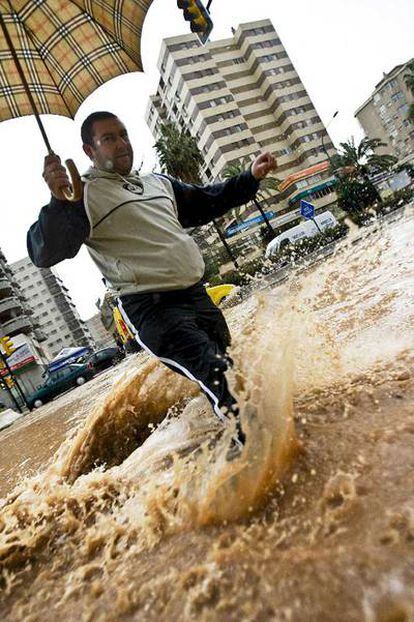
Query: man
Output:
[[28, 111, 276, 453]]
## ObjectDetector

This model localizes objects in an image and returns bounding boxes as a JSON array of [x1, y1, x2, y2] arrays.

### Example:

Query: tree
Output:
[[154, 121, 239, 269], [403, 60, 414, 122], [222, 156, 280, 239], [331, 137, 397, 219], [154, 121, 204, 183]]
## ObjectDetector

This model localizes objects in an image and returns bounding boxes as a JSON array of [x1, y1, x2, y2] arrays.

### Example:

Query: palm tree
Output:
[[222, 156, 280, 238], [154, 121, 239, 268], [403, 60, 414, 122], [331, 137, 397, 217], [331, 137, 397, 179], [154, 121, 204, 183]]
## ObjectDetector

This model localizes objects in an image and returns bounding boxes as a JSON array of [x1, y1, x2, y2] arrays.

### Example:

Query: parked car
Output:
[[84, 347, 125, 373], [265, 211, 339, 258], [27, 362, 95, 409]]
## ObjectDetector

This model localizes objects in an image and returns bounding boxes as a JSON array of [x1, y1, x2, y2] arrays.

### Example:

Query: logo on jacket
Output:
[[123, 181, 144, 195]]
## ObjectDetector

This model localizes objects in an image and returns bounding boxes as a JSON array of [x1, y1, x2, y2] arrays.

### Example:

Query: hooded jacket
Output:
[[28, 167, 259, 295]]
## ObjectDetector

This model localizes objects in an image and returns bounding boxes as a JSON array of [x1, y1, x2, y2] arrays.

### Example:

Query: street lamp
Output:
[[321, 110, 339, 165], [212, 219, 240, 269]]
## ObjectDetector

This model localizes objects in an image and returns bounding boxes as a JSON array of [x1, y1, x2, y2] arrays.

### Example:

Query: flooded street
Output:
[[0, 207, 413, 622]]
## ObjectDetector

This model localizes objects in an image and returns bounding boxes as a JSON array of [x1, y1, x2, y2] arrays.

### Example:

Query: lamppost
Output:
[[321, 110, 339, 165], [253, 196, 275, 239], [212, 219, 240, 269]]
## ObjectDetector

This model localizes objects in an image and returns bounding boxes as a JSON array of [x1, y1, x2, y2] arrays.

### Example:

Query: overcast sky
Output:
[[0, 0, 412, 320]]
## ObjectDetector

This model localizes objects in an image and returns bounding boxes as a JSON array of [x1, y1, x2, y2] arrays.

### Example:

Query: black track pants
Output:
[[118, 281, 237, 422]]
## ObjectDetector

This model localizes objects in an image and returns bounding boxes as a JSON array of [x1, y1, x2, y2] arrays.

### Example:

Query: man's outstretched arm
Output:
[[27, 155, 90, 268], [169, 152, 277, 228], [27, 197, 90, 268]]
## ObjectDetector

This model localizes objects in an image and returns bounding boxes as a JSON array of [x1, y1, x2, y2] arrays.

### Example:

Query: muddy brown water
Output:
[[0, 208, 413, 621]]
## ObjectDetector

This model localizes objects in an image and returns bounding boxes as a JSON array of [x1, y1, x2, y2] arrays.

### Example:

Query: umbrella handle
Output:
[[54, 159, 83, 202]]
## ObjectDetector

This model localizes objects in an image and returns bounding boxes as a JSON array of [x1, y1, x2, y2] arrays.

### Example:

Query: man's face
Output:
[[83, 117, 134, 175]]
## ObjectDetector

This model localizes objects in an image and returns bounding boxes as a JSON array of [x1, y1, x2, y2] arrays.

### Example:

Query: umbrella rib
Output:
[[0, 9, 53, 149], [14, 14, 75, 120], [68, 0, 143, 69]]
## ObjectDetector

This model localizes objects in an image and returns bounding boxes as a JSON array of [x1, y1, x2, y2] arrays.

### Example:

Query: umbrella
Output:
[[0, 0, 154, 200]]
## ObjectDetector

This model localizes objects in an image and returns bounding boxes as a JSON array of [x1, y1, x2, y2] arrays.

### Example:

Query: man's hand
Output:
[[251, 152, 277, 180], [43, 154, 71, 199]]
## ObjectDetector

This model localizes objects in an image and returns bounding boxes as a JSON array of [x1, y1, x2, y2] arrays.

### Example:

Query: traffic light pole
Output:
[[0, 351, 28, 412], [0, 369, 23, 413]]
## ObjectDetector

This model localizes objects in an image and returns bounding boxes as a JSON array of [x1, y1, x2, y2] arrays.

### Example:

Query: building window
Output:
[[398, 104, 409, 116], [265, 67, 282, 76], [252, 40, 278, 50], [169, 40, 199, 52], [191, 82, 224, 95], [391, 91, 404, 103]]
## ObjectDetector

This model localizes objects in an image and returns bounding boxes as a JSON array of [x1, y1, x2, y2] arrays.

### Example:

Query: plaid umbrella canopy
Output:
[[0, 0, 154, 198]]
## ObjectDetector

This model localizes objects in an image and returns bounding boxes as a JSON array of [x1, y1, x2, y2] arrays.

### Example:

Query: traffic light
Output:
[[0, 336, 15, 357], [177, 0, 213, 44]]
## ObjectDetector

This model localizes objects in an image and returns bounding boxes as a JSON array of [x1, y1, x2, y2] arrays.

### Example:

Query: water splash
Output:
[[0, 208, 413, 620]]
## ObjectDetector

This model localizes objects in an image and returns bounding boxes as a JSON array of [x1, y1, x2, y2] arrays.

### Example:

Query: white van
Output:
[[265, 211, 338, 258]]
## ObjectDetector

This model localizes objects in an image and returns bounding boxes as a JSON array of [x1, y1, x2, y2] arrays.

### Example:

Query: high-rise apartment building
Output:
[[146, 19, 337, 233], [11, 258, 94, 358], [0, 249, 35, 342], [355, 59, 414, 165], [0, 248, 47, 405]]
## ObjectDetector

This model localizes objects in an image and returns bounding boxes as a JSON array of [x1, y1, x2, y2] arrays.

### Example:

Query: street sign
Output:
[[300, 200, 315, 220]]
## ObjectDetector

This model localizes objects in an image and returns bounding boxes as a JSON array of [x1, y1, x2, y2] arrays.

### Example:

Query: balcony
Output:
[[34, 329, 47, 342], [0, 264, 13, 279], [0, 278, 13, 295], [0, 295, 22, 316], [0, 315, 32, 336]]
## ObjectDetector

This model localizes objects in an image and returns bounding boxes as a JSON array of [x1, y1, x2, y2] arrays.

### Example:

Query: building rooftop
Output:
[[355, 58, 413, 116]]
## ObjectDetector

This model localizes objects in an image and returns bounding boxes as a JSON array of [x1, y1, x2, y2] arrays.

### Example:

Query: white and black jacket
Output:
[[27, 167, 259, 295]]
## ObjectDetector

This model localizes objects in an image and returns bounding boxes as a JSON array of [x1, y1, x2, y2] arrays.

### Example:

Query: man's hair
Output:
[[81, 111, 118, 145]]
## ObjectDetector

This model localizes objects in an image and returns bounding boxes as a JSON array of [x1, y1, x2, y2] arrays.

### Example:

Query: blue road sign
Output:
[[300, 199, 315, 220]]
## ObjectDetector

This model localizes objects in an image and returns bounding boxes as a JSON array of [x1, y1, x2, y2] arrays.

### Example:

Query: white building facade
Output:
[[11, 257, 94, 359], [145, 18, 337, 227], [355, 59, 414, 166]]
